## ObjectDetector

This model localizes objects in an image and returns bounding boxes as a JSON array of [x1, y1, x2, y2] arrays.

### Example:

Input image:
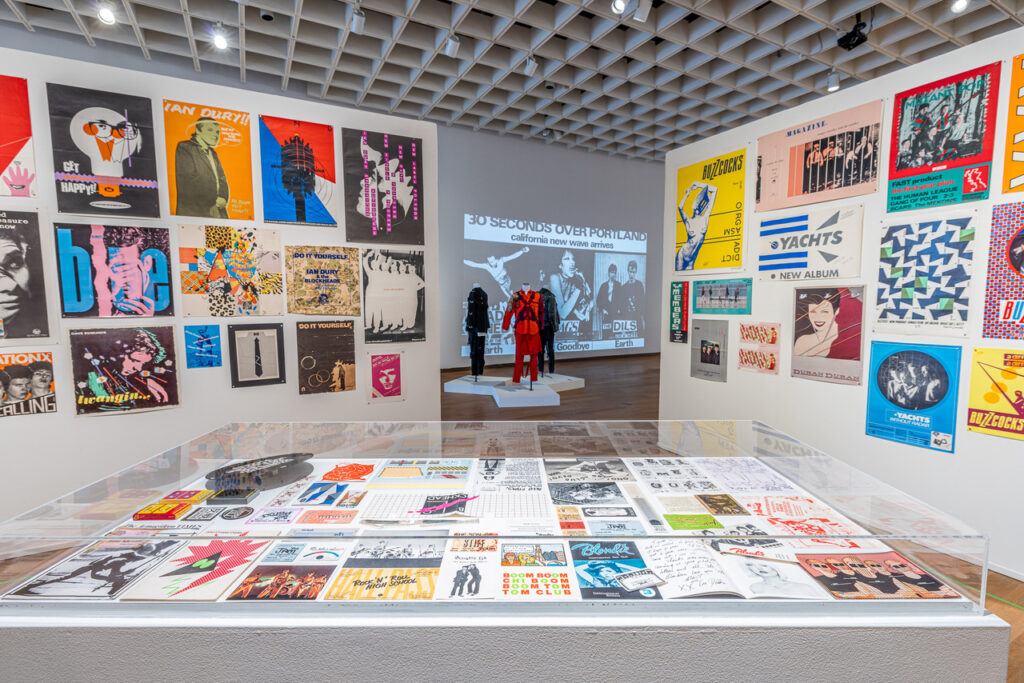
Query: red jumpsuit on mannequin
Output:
[[502, 287, 544, 383]]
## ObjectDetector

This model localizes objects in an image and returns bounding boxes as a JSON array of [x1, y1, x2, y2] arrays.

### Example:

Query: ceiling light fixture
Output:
[[950, 0, 968, 13], [350, 8, 366, 34], [610, 0, 627, 15], [444, 33, 460, 58], [826, 69, 840, 93], [213, 24, 228, 50], [524, 55, 538, 77], [634, 0, 652, 23], [97, 5, 116, 25]]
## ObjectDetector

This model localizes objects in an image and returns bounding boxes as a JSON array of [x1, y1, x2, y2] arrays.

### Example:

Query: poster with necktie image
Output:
[[227, 322, 285, 388]]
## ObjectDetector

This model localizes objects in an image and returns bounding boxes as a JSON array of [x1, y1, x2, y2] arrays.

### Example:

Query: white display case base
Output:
[[534, 373, 585, 392], [492, 382, 560, 407], [443, 375, 511, 395]]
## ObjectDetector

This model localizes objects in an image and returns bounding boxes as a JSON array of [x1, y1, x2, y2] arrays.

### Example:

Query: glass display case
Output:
[[0, 420, 992, 616]]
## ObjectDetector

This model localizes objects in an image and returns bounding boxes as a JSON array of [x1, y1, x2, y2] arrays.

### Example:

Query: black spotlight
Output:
[[837, 13, 868, 51]]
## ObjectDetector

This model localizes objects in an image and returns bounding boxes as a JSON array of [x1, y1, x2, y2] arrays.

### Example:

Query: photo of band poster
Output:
[[164, 100, 253, 220], [68, 325, 180, 416], [286, 246, 360, 316], [297, 320, 355, 395], [866, 341, 961, 452], [756, 100, 882, 212], [54, 224, 173, 318], [888, 62, 1000, 212], [967, 348, 1024, 442], [362, 249, 425, 343], [462, 213, 647, 355], [341, 128, 423, 245], [693, 278, 752, 315], [690, 318, 727, 383], [791, 286, 864, 386], [982, 201, 1024, 340], [0, 210, 49, 340], [757, 205, 863, 282], [0, 350, 56, 418], [674, 149, 744, 272], [0, 75, 35, 197], [737, 322, 780, 375], [259, 116, 336, 226], [875, 214, 974, 337], [369, 351, 403, 402], [1003, 54, 1024, 194], [178, 225, 283, 317], [46, 84, 159, 218], [669, 281, 688, 343]]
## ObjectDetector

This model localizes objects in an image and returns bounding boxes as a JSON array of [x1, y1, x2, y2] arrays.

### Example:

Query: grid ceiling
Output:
[[1, 0, 1021, 160]]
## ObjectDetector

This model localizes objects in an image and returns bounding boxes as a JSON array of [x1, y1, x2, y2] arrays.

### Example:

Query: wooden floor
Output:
[[442, 352, 1024, 680]]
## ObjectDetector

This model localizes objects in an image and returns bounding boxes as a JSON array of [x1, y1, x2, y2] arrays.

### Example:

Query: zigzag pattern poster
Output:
[[259, 116, 336, 226], [874, 215, 974, 337]]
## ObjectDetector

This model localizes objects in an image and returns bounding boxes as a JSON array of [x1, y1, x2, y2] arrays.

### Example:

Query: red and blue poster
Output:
[[0, 75, 35, 197], [259, 115, 336, 226], [982, 201, 1024, 339]]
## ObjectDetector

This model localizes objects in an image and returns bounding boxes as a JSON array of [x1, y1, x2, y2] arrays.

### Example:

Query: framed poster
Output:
[[866, 341, 961, 452], [757, 205, 863, 282], [178, 225, 283, 317], [342, 128, 423, 245], [888, 62, 1000, 212], [164, 100, 253, 220], [756, 100, 882, 211], [967, 347, 1024, 441], [692, 278, 751, 315], [0, 210, 49, 340], [285, 246, 360, 315], [297, 320, 355, 394], [259, 115, 336, 226], [54, 223, 173, 318], [674, 150, 744, 272], [669, 281, 688, 343], [227, 323, 285, 388], [368, 351, 403, 402], [183, 324, 221, 369], [982, 201, 1024, 340], [690, 318, 727, 382], [737, 322, 780, 375], [46, 83, 159, 218], [362, 249, 425, 343], [875, 214, 974, 337], [792, 286, 864, 386], [1002, 53, 1024, 193], [0, 350, 56, 417], [0, 74, 35, 197]]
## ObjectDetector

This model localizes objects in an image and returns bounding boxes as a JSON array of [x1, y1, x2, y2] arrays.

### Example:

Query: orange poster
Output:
[[163, 100, 253, 219], [1003, 54, 1024, 193]]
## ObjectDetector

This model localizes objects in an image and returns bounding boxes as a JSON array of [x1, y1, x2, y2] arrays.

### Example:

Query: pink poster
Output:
[[737, 322, 780, 375], [756, 100, 883, 212], [369, 352, 403, 402]]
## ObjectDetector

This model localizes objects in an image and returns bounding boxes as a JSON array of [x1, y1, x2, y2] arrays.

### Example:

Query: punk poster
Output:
[[757, 205, 864, 281], [0, 210, 49, 339], [888, 62, 1000, 212], [286, 246, 360, 315], [368, 351, 403, 402], [183, 324, 221, 369], [691, 318, 728, 382], [1003, 54, 1024, 193], [164, 100, 253, 220], [967, 348, 1024, 441], [259, 115, 336, 226], [227, 323, 286, 388], [121, 538, 270, 601], [792, 286, 864, 386], [342, 128, 423, 245], [866, 341, 961, 452], [68, 325, 180, 416], [737, 322, 780, 375], [674, 149, 744, 272], [982, 201, 1024, 340], [875, 214, 974, 336], [0, 350, 56, 417], [54, 223, 173, 318], [693, 278, 751, 315], [362, 249, 425, 343], [569, 540, 661, 600], [297, 320, 355, 395], [669, 281, 688, 343], [755, 100, 882, 211], [178, 225, 283, 317], [0, 75, 35, 197], [46, 84, 159, 218]]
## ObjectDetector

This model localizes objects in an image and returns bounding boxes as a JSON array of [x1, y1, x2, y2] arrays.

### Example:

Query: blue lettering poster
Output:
[[866, 341, 961, 452]]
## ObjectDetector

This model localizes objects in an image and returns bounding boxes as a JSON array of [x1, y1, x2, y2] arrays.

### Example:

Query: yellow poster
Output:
[[966, 348, 1024, 441], [324, 568, 438, 600], [1003, 54, 1024, 193], [674, 149, 745, 272]]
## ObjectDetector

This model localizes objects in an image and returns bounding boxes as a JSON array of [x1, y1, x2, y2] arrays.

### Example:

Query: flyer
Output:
[[693, 278, 752, 315], [737, 322, 780, 375], [690, 318, 728, 382]]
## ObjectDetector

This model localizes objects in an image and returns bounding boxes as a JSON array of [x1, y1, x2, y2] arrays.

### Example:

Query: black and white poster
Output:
[[0, 210, 49, 340], [362, 248, 425, 343], [296, 320, 355, 394], [228, 323, 286, 388], [46, 84, 160, 218], [691, 318, 728, 382], [341, 128, 423, 245]]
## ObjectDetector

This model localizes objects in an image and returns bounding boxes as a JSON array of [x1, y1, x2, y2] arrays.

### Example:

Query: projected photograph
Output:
[[461, 214, 648, 356]]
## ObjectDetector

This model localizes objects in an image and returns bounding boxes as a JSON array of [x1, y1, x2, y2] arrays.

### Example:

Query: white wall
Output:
[[0, 47, 440, 521], [661, 29, 1024, 579], [438, 125, 664, 369]]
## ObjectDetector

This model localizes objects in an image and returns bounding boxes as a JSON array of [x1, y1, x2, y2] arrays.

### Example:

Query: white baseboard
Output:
[[989, 561, 1024, 584]]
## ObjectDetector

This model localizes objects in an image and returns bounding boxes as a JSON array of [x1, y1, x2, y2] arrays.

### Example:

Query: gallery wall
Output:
[[437, 125, 664, 370], [660, 28, 1024, 578], [0, 46, 441, 522]]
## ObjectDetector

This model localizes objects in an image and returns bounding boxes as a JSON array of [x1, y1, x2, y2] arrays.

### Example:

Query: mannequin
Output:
[[538, 284, 560, 376], [502, 282, 544, 385], [465, 282, 489, 378]]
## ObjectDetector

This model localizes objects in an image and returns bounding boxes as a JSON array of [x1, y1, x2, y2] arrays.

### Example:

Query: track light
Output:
[[213, 24, 228, 50], [97, 5, 116, 25], [610, 0, 627, 15], [444, 33, 460, 58], [634, 0, 652, 22], [350, 8, 366, 34], [826, 70, 840, 93], [524, 55, 538, 77], [950, 0, 968, 13]]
